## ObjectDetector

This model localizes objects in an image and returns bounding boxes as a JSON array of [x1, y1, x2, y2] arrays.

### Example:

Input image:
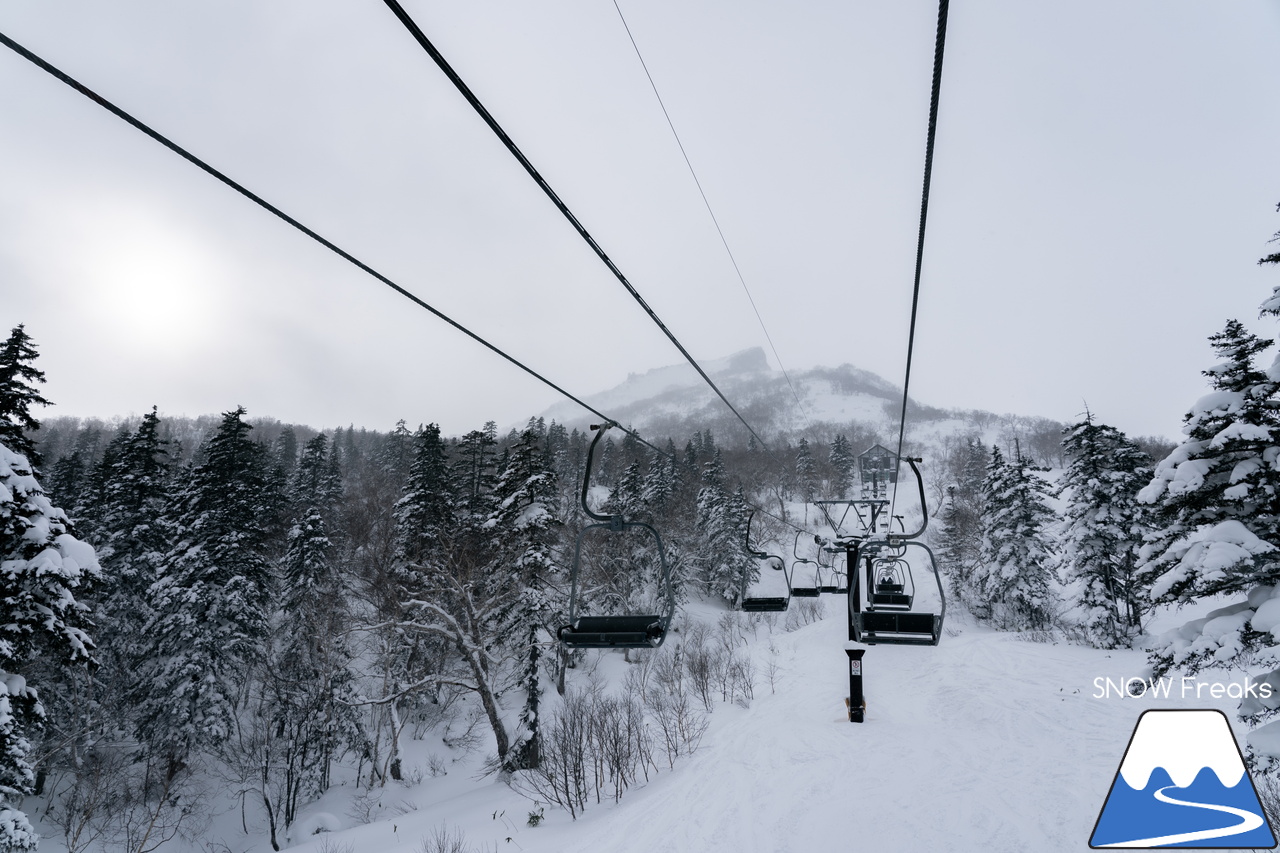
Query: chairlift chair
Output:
[[819, 544, 848, 594], [789, 531, 822, 597], [847, 457, 946, 646], [557, 424, 676, 649], [868, 553, 913, 609], [739, 511, 791, 612]]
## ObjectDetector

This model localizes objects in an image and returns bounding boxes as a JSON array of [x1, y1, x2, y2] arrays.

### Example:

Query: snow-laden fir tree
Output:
[[1134, 283, 1280, 768], [640, 441, 679, 517], [1135, 294, 1280, 743], [377, 420, 415, 484], [93, 408, 171, 643], [794, 438, 817, 503], [34, 407, 173, 793], [695, 450, 755, 604], [1138, 318, 1280, 613], [975, 445, 1058, 630], [374, 423, 458, 781], [935, 436, 988, 614], [1057, 413, 1151, 648], [255, 432, 361, 840], [395, 423, 455, 567], [0, 326, 50, 469], [453, 423, 498, 538], [486, 428, 561, 768], [606, 460, 645, 520], [0, 441, 99, 851], [830, 434, 855, 499], [134, 407, 276, 776]]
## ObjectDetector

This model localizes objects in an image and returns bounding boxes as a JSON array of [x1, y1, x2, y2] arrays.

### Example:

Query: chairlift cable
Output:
[[609, 0, 812, 430], [889, 0, 949, 522], [379, 0, 785, 465], [0, 30, 814, 540], [4, 24, 841, 544], [0, 29, 675, 459]]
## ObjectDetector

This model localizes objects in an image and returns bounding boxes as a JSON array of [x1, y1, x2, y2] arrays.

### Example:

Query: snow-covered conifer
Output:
[[936, 436, 988, 612], [487, 428, 561, 769], [265, 432, 361, 815], [394, 424, 454, 566], [1058, 414, 1151, 648], [975, 446, 1058, 630], [0, 326, 50, 468], [641, 443, 678, 516], [607, 461, 645, 520], [0, 441, 98, 849], [135, 407, 275, 772], [696, 451, 755, 604], [453, 423, 498, 534], [795, 439, 817, 503], [830, 434, 855, 499], [1138, 319, 1280, 608]]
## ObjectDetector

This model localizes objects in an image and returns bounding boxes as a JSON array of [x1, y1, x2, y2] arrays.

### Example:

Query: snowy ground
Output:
[[30, 599, 1268, 853]]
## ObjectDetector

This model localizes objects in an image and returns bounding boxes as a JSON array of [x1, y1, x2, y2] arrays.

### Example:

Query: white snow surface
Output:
[[1147, 520, 1274, 601], [33, 601, 1271, 853]]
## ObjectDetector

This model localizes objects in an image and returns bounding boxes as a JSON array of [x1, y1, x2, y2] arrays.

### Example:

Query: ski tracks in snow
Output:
[[530, 613, 1154, 852]]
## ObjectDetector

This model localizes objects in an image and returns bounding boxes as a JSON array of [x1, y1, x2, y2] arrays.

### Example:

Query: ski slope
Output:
[[227, 601, 1260, 853]]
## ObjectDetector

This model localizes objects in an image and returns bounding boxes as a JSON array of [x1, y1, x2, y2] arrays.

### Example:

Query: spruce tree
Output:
[[135, 408, 275, 773], [1138, 308, 1280, 685], [1058, 414, 1151, 648], [0, 441, 98, 849], [1138, 318, 1280, 606], [795, 438, 817, 503], [696, 450, 754, 604], [607, 461, 645, 519], [87, 409, 173, 711], [44, 451, 87, 521], [936, 436, 988, 613], [487, 428, 561, 769], [641, 442, 679, 517], [268, 432, 360, 819], [830, 434, 855, 499], [0, 326, 51, 468], [453, 423, 498, 533], [975, 446, 1058, 630], [394, 424, 455, 566]]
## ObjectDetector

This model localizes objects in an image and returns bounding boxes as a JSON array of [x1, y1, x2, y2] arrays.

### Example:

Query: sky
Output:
[[2, 0, 1278, 442]]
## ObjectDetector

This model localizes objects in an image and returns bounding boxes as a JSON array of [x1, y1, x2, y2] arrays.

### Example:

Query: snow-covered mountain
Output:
[[542, 346, 902, 434], [540, 346, 1068, 465]]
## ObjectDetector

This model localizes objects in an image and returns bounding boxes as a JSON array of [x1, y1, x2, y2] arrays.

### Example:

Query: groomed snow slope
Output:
[[251, 604, 1262, 853]]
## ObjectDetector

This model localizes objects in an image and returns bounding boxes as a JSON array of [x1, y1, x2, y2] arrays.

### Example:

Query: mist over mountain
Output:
[[541, 346, 1075, 467]]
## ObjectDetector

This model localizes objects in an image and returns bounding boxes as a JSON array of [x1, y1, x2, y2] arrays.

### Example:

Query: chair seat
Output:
[[558, 615, 665, 648]]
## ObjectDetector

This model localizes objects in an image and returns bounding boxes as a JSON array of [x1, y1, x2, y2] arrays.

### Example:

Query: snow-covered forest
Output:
[[2, 221, 1280, 851]]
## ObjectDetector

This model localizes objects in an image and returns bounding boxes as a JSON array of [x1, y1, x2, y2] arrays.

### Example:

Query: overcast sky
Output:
[[2, 1, 1278, 442]]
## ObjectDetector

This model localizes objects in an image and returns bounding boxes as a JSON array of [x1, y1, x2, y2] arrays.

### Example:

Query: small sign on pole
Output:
[[844, 644, 865, 723]]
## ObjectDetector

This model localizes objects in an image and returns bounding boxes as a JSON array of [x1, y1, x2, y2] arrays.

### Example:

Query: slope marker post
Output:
[[844, 644, 866, 723]]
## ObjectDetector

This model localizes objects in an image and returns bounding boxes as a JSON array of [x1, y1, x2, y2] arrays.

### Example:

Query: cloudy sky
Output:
[[2, 1, 1278, 442]]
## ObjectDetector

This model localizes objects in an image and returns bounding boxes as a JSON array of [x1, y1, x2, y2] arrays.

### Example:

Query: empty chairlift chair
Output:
[[789, 531, 823, 598], [819, 543, 848, 594], [557, 424, 676, 649], [739, 511, 791, 612]]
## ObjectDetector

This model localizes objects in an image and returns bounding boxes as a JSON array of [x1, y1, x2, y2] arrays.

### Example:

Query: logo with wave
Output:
[[1091, 709, 1276, 848]]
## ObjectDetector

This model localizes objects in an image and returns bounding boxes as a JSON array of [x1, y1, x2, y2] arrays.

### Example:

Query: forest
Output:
[[1, 218, 1280, 850]]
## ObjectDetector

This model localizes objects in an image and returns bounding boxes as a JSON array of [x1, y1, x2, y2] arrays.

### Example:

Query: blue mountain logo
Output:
[[1091, 709, 1276, 848]]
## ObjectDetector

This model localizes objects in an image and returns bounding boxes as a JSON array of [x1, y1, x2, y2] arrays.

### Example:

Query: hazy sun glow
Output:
[[69, 201, 227, 354]]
